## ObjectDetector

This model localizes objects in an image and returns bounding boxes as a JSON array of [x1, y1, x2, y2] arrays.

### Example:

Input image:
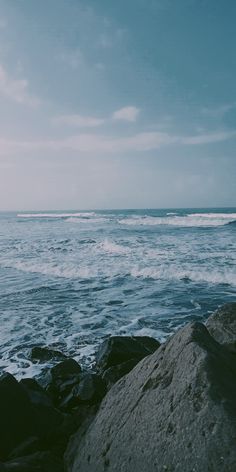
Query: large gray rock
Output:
[[65, 322, 236, 472], [206, 303, 236, 350]]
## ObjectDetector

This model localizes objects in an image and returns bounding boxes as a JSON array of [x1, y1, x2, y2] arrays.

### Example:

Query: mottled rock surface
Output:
[[66, 322, 236, 472], [206, 302, 236, 350]]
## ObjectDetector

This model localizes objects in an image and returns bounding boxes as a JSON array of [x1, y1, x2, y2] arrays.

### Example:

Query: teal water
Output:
[[0, 208, 235, 378]]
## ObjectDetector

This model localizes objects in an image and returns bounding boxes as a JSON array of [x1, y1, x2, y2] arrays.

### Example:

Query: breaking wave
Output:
[[130, 266, 236, 286], [119, 213, 236, 227], [17, 212, 96, 219]]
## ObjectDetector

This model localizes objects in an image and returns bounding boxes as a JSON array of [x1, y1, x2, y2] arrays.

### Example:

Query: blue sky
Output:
[[0, 0, 235, 210]]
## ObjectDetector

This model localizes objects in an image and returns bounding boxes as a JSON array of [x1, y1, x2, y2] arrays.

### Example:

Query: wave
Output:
[[66, 217, 107, 223], [1, 260, 100, 279], [17, 212, 96, 219], [2, 257, 236, 287], [189, 212, 236, 219], [119, 213, 236, 227], [130, 266, 236, 286], [98, 239, 130, 255]]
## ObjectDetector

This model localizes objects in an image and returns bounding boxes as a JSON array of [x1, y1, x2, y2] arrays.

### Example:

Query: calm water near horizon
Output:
[[0, 207, 235, 379]]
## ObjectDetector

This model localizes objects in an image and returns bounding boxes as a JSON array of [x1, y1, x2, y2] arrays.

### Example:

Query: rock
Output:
[[42, 359, 82, 406], [102, 359, 139, 388], [7, 437, 42, 460], [96, 336, 160, 372], [0, 373, 38, 460], [45, 405, 97, 457], [0, 373, 63, 461], [59, 374, 106, 411], [206, 302, 236, 351], [20, 378, 53, 407], [65, 322, 236, 472], [50, 359, 81, 383], [30, 346, 67, 362], [0, 451, 64, 472]]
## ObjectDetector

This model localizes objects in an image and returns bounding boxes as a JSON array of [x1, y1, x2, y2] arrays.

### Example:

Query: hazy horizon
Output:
[[0, 0, 236, 210], [1, 205, 236, 214]]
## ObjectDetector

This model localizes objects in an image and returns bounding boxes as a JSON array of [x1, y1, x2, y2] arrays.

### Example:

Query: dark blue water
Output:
[[0, 208, 235, 378]]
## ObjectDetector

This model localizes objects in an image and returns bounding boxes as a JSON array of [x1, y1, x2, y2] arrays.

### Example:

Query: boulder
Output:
[[0, 373, 38, 460], [65, 322, 236, 472], [38, 359, 82, 404], [50, 359, 81, 383], [102, 359, 139, 388], [0, 451, 64, 472], [206, 302, 236, 351], [59, 374, 106, 411], [20, 378, 53, 407], [0, 373, 63, 461], [96, 336, 160, 372], [30, 346, 67, 362], [7, 437, 42, 460]]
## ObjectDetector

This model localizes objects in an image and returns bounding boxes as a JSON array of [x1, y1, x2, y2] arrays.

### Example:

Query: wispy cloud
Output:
[[0, 18, 7, 29], [201, 102, 236, 118], [52, 114, 105, 128], [113, 106, 140, 122], [181, 130, 236, 145], [0, 64, 40, 107], [1, 129, 235, 157], [97, 28, 126, 49], [57, 49, 83, 70]]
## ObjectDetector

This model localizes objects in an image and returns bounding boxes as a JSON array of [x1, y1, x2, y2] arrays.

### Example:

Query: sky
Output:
[[0, 0, 236, 210]]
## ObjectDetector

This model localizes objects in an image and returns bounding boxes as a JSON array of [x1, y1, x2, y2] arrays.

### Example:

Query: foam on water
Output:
[[66, 216, 107, 223], [0, 208, 235, 378], [17, 212, 96, 218], [130, 266, 236, 286], [98, 239, 130, 255], [119, 213, 236, 227]]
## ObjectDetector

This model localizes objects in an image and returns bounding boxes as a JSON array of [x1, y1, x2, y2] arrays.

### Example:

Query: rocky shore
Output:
[[0, 303, 236, 471]]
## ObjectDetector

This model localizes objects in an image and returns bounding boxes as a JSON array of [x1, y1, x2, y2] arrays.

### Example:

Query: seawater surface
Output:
[[0, 208, 235, 378]]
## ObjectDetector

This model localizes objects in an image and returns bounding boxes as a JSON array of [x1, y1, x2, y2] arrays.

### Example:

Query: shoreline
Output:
[[1, 302, 236, 471]]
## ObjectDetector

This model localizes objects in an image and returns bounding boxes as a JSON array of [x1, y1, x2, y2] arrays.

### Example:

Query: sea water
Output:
[[0, 208, 235, 378]]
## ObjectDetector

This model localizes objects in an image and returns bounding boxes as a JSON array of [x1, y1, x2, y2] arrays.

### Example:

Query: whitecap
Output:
[[119, 213, 236, 227], [98, 239, 130, 255], [130, 266, 236, 286], [17, 212, 96, 219]]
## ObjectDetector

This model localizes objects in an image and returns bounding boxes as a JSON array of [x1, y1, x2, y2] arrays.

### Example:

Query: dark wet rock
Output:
[[0, 373, 38, 460], [7, 437, 42, 460], [0, 373, 63, 461], [65, 322, 236, 472], [44, 405, 98, 457], [59, 374, 106, 411], [30, 346, 67, 362], [20, 378, 53, 407], [0, 451, 64, 472], [206, 302, 236, 351], [50, 359, 82, 383], [102, 358, 139, 388], [41, 359, 82, 406], [96, 336, 160, 372]]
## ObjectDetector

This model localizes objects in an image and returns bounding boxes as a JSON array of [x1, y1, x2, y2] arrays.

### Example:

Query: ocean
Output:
[[0, 208, 235, 379]]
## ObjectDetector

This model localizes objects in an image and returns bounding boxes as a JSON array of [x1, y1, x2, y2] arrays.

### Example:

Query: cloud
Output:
[[0, 64, 40, 107], [52, 114, 105, 128], [180, 130, 236, 145], [0, 18, 7, 29], [1, 129, 235, 157], [57, 49, 83, 70], [113, 106, 140, 122], [201, 102, 236, 118], [97, 28, 126, 49]]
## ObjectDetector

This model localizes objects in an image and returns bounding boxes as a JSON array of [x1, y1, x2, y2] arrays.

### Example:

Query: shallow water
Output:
[[0, 208, 235, 378]]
